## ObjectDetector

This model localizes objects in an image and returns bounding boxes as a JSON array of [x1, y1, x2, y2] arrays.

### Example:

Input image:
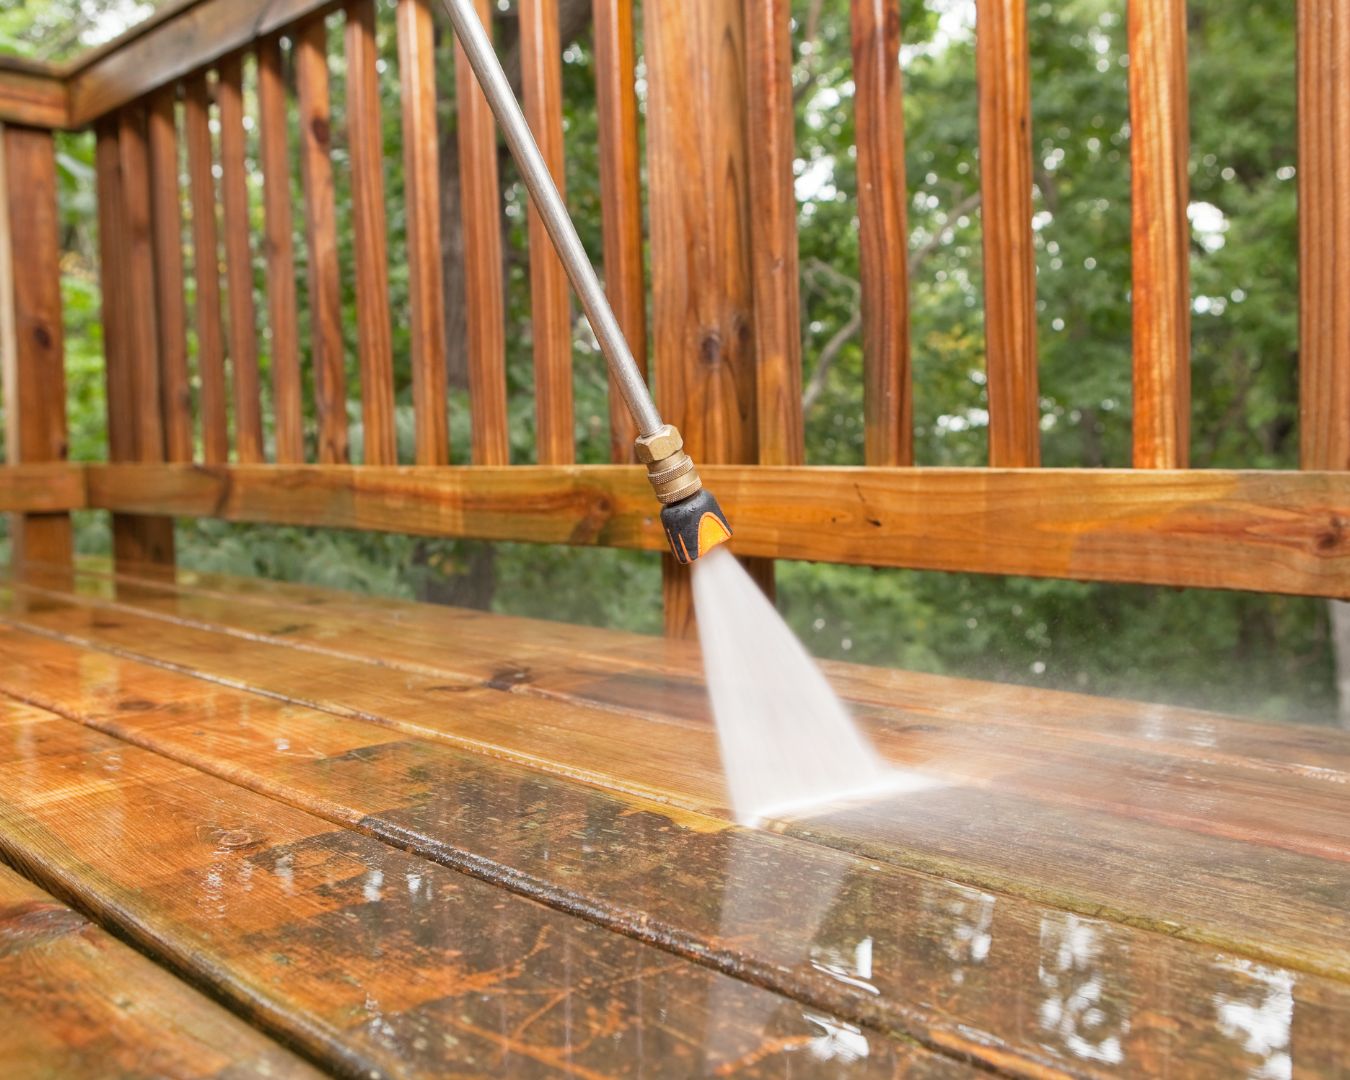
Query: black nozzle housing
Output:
[[661, 489, 733, 564]]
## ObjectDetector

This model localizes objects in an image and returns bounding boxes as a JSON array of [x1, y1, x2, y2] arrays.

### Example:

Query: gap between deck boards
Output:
[[4, 572, 1350, 985], [0, 569, 1344, 1074]]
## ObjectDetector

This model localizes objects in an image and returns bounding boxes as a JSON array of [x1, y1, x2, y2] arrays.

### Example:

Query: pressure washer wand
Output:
[[438, 0, 731, 563]]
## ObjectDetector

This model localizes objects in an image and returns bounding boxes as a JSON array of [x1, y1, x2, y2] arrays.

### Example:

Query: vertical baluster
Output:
[[1298, 0, 1349, 472], [117, 106, 166, 467], [977, 0, 1040, 466], [1129, 0, 1191, 469], [295, 16, 349, 464], [747, 0, 804, 467], [852, 0, 912, 467], [184, 72, 230, 464], [593, 0, 647, 463], [451, 0, 510, 465], [0, 123, 73, 573], [218, 53, 265, 463], [257, 36, 304, 465], [97, 114, 175, 572], [146, 86, 193, 464], [346, 0, 397, 466], [521, 0, 575, 464], [397, 0, 452, 465]]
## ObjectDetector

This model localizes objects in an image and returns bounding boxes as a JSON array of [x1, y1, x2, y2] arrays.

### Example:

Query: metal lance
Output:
[[438, 0, 732, 562]]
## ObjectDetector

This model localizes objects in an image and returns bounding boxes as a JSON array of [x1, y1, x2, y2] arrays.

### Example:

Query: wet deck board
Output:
[[0, 694, 958, 1078], [79, 559, 1350, 779], [3, 577, 1350, 983], [0, 856, 320, 1079], [5, 626, 1348, 1076], [0, 566, 1347, 1076]]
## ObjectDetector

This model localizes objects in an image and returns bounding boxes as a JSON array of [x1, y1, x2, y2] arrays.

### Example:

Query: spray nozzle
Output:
[[635, 425, 733, 563]]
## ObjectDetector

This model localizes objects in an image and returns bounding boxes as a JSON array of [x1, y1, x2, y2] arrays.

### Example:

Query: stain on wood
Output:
[[0, 597, 1347, 1076], [3, 574, 1350, 993], [0, 694, 957, 1078], [82, 462, 1350, 597], [0, 860, 322, 1078]]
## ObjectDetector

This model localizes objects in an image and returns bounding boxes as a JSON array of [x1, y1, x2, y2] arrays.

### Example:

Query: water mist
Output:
[[692, 547, 939, 826]]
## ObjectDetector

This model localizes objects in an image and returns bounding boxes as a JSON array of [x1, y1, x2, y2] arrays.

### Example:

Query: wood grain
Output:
[[217, 53, 265, 464], [183, 72, 229, 464], [592, 0, 648, 462], [345, 0, 397, 466], [1298, 0, 1350, 471], [295, 17, 349, 465], [745, 0, 804, 468], [66, 0, 337, 126], [976, 0, 1040, 467], [397, 0, 450, 466], [6, 580, 1350, 994], [257, 36, 304, 465], [643, 0, 766, 634], [115, 107, 166, 466], [102, 112, 175, 572], [4, 621, 1347, 1078], [0, 65, 68, 128], [0, 466, 84, 513], [94, 558, 1350, 779], [1129, 0, 1191, 469], [452, 0, 510, 466], [0, 125, 72, 570], [145, 86, 193, 464], [0, 691, 945, 1078], [0, 859, 322, 1079], [520, 0, 575, 465], [851, 0, 912, 467], [93, 121, 132, 464], [82, 462, 1350, 597], [49, 568, 1350, 863]]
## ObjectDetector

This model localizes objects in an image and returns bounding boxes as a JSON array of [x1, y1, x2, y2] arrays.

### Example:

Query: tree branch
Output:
[[800, 191, 982, 412]]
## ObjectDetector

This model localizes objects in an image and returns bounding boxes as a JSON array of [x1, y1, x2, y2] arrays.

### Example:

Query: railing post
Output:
[[0, 122, 73, 579], [95, 113, 176, 577], [644, 0, 773, 637], [1298, 0, 1350, 726]]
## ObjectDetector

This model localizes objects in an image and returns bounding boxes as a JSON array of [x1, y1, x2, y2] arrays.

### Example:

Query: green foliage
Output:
[[6, 0, 1336, 723]]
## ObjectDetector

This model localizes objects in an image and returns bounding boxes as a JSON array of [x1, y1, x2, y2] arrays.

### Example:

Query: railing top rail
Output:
[[0, 0, 345, 129]]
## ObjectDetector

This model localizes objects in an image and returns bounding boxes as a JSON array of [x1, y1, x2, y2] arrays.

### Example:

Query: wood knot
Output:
[[117, 698, 157, 712], [31, 325, 52, 350], [215, 828, 263, 851], [310, 116, 331, 146], [699, 331, 722, 367], [0, 902, 87, 956], [487, 665, 531, 691], [1317, 516, 1346, 552]]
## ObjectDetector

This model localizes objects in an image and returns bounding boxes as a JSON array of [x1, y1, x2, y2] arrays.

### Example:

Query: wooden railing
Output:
[[1, 0, 1348, 632]]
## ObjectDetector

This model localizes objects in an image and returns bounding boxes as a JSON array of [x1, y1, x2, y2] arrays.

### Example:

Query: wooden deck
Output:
[[0, 563, 1347, 1078]]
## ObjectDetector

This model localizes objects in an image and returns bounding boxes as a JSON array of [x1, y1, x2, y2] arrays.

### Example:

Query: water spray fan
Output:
[[441, 0, 733, 564]]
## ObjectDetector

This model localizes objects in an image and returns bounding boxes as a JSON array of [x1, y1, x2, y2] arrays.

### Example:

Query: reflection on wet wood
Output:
[[4, 574, 1350, 985], [0, 858, 320, 1079], [0, 626, 1346, 1077], [54, 571, 1350, 860], [0, 694, 957, 1078], [75, 558, 1350, 780]]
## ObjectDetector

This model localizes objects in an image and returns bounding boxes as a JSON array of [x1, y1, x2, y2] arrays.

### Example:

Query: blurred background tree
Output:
[[1, 0, 1339, 724]]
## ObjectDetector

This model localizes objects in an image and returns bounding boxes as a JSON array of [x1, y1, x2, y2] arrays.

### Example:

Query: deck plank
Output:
[[2, 578, 1350, 990], [0, 627, 1345, 1077], [69, 559, 1350, 782], [0, 693, 957, 1079], [41, 569, 1350, 863], [0, 855, 321, 1079]]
